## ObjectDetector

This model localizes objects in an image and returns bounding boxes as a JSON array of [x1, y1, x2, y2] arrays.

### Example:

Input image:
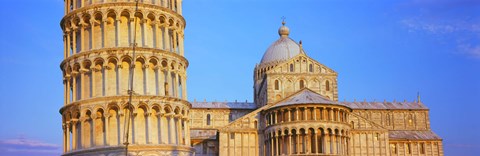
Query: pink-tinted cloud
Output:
[[0, 138, 60, 148], [0, 137, 61, 156]]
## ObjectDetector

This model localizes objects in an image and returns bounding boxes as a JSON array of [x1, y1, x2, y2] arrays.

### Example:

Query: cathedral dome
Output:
[[260, 22, 303, 65]]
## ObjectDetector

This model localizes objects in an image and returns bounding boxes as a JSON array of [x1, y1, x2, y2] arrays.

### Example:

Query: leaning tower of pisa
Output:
[[59, 0, 192, 155]]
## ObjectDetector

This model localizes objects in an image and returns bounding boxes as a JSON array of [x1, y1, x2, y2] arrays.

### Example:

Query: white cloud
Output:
[[400, 18, 477, 34], [458, 44, 480, 58], [0, 137, 61, 155], [0, 138, 59, 148], [398, 0, 480, 59]]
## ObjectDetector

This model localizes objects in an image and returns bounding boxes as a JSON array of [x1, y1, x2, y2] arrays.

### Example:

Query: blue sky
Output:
[[0, 0, 479, 155]]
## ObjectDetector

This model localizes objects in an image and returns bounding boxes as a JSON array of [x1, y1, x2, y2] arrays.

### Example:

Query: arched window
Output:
[[325, 80, 330, 91], [299, 80, 305, 89], [274, 80, 280, 90], [289, 64, 294, 72], [386, 114, 391, 126], [206, 114, 211, 125], [309, 64, 313, 72], [408, 114, 413, 126]]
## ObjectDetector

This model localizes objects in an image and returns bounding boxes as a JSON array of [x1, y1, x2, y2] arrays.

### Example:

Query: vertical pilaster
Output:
[[275, 133, 279, 156], [91, 20, 96, 50], [174, 72, 179, 97], [169, 115, 175, 144], [102, 20, 107, 48], [176, 116, 181, 145], [179, 33, 184, 56], [305, 131, 310, 154], [141, 19, 146, 47], [325, 132, 330, 154], [80, 24, 85, 52], [63, 80, 67, 105], [154, 23, 160, 49], [72, 0, 76, 9], [63, 124, 66, 152], [80, 70, 86, 100], [270, 134, 274, 156], [158, 113, 163, 144], [145, 113, 151, 144], [165, 27, 171, 51], [178, 0, 182, 14], [72, 29, 77, 54], [129, 17, 135, 46], [91, 68, 97, 97], [115, 19, 120, 47], [315, 130, 319, 154], [66, 122, 71, 151], [63, 35, 67, 59], [72, 120, 77, 150], [166, 70, 172, 96], [104, 114, 110, 145], [182, 118, 187, 145], [144, 65, 149, 95], [288, 132, 292, 155], [304, 107, 307, 120], [72, 73, 77, 101], [182, 75, 187, 100], [173, 31, 178, 53]]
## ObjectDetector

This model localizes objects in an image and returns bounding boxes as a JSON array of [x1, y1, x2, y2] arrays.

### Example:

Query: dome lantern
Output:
[[278, 20, 290, 37]]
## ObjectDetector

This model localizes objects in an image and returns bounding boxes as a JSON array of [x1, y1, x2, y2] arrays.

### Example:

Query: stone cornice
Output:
[[62, 145, 194, 156], [59, 95, 192, 114], [60, 47, 189, 69]]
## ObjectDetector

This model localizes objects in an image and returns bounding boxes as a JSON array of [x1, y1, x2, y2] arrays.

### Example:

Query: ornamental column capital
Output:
[[145, 112, 152, 117], [91, 66, 102, 72], [79, 22, 89, 28], [71, 71, 79, 76], [79, 68, 89, 73], [70, 119, 79, 123], [104, 65, 112, 70], [139, 19, 148, 24], [90, 19, 101, 26]]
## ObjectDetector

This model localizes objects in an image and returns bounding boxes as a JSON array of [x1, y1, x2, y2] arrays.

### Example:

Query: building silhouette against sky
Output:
[[58, 1, 443, 156]]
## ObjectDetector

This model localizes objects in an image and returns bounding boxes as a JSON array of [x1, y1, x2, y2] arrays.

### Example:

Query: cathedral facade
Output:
[[58, 1, 443, 156]]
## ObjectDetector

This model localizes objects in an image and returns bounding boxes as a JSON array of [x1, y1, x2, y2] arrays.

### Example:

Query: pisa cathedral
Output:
[[58, 1, 443, 156]]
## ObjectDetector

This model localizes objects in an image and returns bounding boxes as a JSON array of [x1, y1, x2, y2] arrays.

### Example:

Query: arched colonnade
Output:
[[61, 101, 191, 152], [62, 7, 185, 59], [62, 55, 187, 104]]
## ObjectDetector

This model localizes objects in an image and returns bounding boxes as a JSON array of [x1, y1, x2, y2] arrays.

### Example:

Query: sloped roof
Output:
[[190, 129, 218, 140], [340, 101, 428, 110], [191, 101, 257, 109], [389, 130, 442, 140], [271, 89, 346, 109]]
